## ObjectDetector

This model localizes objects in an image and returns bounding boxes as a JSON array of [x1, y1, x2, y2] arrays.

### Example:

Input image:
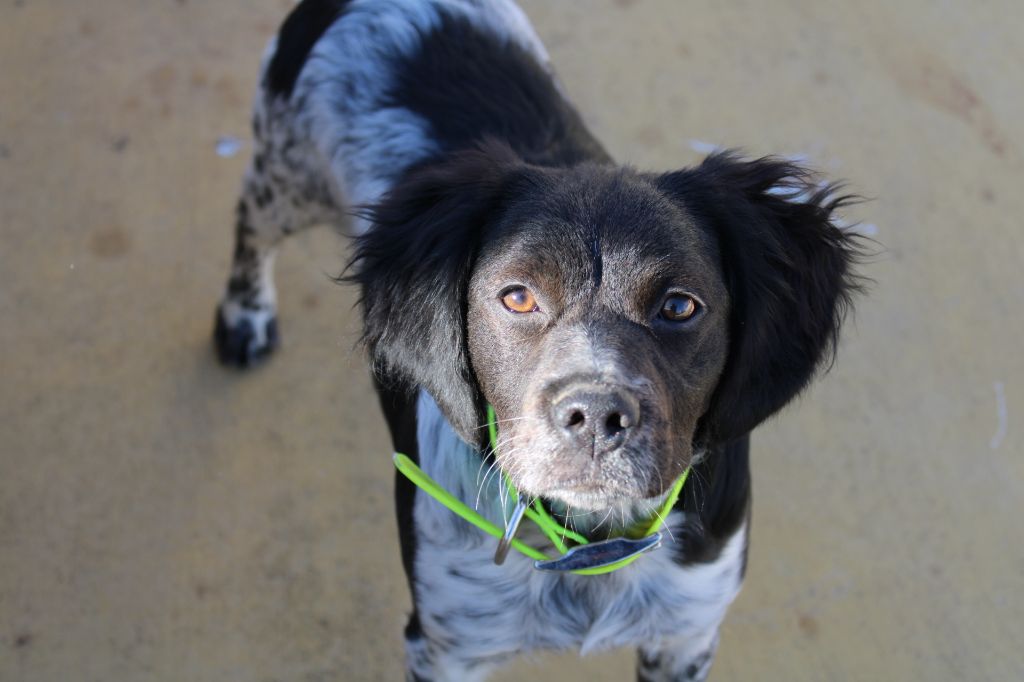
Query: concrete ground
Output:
[[1, 1, 1021, 680]]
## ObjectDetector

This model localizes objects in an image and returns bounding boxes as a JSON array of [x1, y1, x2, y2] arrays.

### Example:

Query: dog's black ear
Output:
[[349, 143, 525, 443], [657, 152, 863, 444]]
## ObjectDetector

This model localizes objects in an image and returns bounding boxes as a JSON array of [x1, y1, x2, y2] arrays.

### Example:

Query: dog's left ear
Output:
[[656, 152, 864, 445], [349, 142, 527, 443]]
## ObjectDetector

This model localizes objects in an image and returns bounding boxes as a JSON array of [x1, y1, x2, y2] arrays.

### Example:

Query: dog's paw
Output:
[[213, 301, 279, 368]]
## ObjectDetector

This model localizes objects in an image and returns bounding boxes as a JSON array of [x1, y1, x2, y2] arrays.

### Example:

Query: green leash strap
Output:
[[394, 452, 689, 575], [394, 453, 549, 563]]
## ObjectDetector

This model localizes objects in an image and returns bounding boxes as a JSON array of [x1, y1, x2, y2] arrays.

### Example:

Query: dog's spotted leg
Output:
[[213, 83, 335, 368], [214, 179, 283, 367], [636, 630, 720, 682]]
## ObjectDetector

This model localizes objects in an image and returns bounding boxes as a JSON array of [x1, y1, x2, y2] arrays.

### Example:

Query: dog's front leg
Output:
[[636, 629, 721, 682]]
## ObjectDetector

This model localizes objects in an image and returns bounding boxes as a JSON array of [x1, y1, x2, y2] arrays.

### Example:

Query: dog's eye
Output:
[[501, 286, 539, 313], [659, 294, 699, 322]]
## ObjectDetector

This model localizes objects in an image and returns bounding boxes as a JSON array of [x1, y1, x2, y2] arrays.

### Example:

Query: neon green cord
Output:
[[394, 453, 548, 562], [394, 405, 689, 575]]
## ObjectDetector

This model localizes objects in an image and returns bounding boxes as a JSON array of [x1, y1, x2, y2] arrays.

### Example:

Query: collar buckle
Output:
[[533, 533, 663, 572], [493, 495, 529, 565]]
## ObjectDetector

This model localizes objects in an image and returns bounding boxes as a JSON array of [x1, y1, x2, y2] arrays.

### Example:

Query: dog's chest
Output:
[[413, 519, 746, 656], [409, 392, 746, 656]]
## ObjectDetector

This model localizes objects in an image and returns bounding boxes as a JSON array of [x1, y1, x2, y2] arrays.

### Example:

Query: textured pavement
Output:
[[1, 1, 1022, 680]]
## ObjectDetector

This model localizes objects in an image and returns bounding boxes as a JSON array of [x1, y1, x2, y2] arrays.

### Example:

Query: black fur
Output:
[[349, 144, 532, 441], [672, 435, 752, 566], [657, 153, 864, 444], [373, 372, 422, 593], [265, 0, 351, 99], [213, 307, 279, 368], [386, 11, 609, 167]]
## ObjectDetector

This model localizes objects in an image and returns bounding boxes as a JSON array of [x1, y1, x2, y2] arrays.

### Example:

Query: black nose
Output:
[[550, 384, 641, 455]]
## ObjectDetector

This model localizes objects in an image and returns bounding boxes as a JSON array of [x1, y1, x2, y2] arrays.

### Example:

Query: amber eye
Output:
[[660, 294, 699, 322], [500, 286, 539, 313]]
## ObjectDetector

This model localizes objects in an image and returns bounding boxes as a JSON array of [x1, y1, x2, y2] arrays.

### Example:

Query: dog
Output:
[[213, 1, 861, 679]]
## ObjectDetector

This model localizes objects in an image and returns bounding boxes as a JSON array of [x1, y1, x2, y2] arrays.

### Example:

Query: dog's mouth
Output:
[[518, 468, 666, 512], [499, 437, 681, 514], [528, 479, 680, 537], [544, 485, 635, 510], [548, 475, 670, 500]]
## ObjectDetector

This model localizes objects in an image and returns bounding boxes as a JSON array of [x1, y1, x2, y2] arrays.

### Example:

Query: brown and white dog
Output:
[[214, 1, 862, 679]]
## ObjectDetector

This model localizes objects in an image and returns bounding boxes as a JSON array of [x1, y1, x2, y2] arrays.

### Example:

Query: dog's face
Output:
[[465, 168, 729, 507], [355, 143, 859, 509]]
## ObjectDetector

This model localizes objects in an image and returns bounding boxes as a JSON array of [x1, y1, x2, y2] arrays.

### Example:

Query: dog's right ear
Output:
[[348, 142, 526, 443], [656, 152, 864, 445]]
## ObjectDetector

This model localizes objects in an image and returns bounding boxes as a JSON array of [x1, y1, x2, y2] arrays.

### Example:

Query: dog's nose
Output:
[[551, 384, 641, 455]]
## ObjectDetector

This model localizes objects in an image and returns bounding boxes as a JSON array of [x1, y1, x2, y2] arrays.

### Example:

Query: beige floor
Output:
[[1, 1, 1022, 680]]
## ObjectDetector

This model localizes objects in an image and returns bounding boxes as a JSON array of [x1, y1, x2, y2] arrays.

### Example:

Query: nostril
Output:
[[550, 384, 640, 451], [566, 410, 585, 429]]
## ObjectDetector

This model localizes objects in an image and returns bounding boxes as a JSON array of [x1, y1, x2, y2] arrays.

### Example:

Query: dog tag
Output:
[[493, 496, 528, 565], [533, 533, 663, 572]]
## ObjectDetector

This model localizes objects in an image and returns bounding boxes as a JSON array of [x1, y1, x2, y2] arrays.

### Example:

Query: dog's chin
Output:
[[513, 462, 679, 512], [543, 487, 639, 512], [530, 482, 678, 537], [528, 475, 662, 511], [511, 467, 644, 510]]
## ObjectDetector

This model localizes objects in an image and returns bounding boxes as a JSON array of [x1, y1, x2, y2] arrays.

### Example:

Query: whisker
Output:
[[650, 507, 675, 543], [592, 507, 615, 536], [472, 414, 543, 430], [690, 465, 710, 513]]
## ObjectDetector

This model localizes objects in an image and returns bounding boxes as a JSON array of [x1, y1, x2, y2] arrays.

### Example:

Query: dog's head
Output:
[[354, 142, 860, 510]]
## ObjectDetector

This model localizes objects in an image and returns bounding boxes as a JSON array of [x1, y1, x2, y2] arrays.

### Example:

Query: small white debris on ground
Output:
[[688, 139, 721, 155], [990, 381, 1007, 450], [215, 136, 244, 158]]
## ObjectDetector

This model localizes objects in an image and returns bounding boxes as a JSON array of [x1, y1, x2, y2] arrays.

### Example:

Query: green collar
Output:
[[393, 405, 689, 575]]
